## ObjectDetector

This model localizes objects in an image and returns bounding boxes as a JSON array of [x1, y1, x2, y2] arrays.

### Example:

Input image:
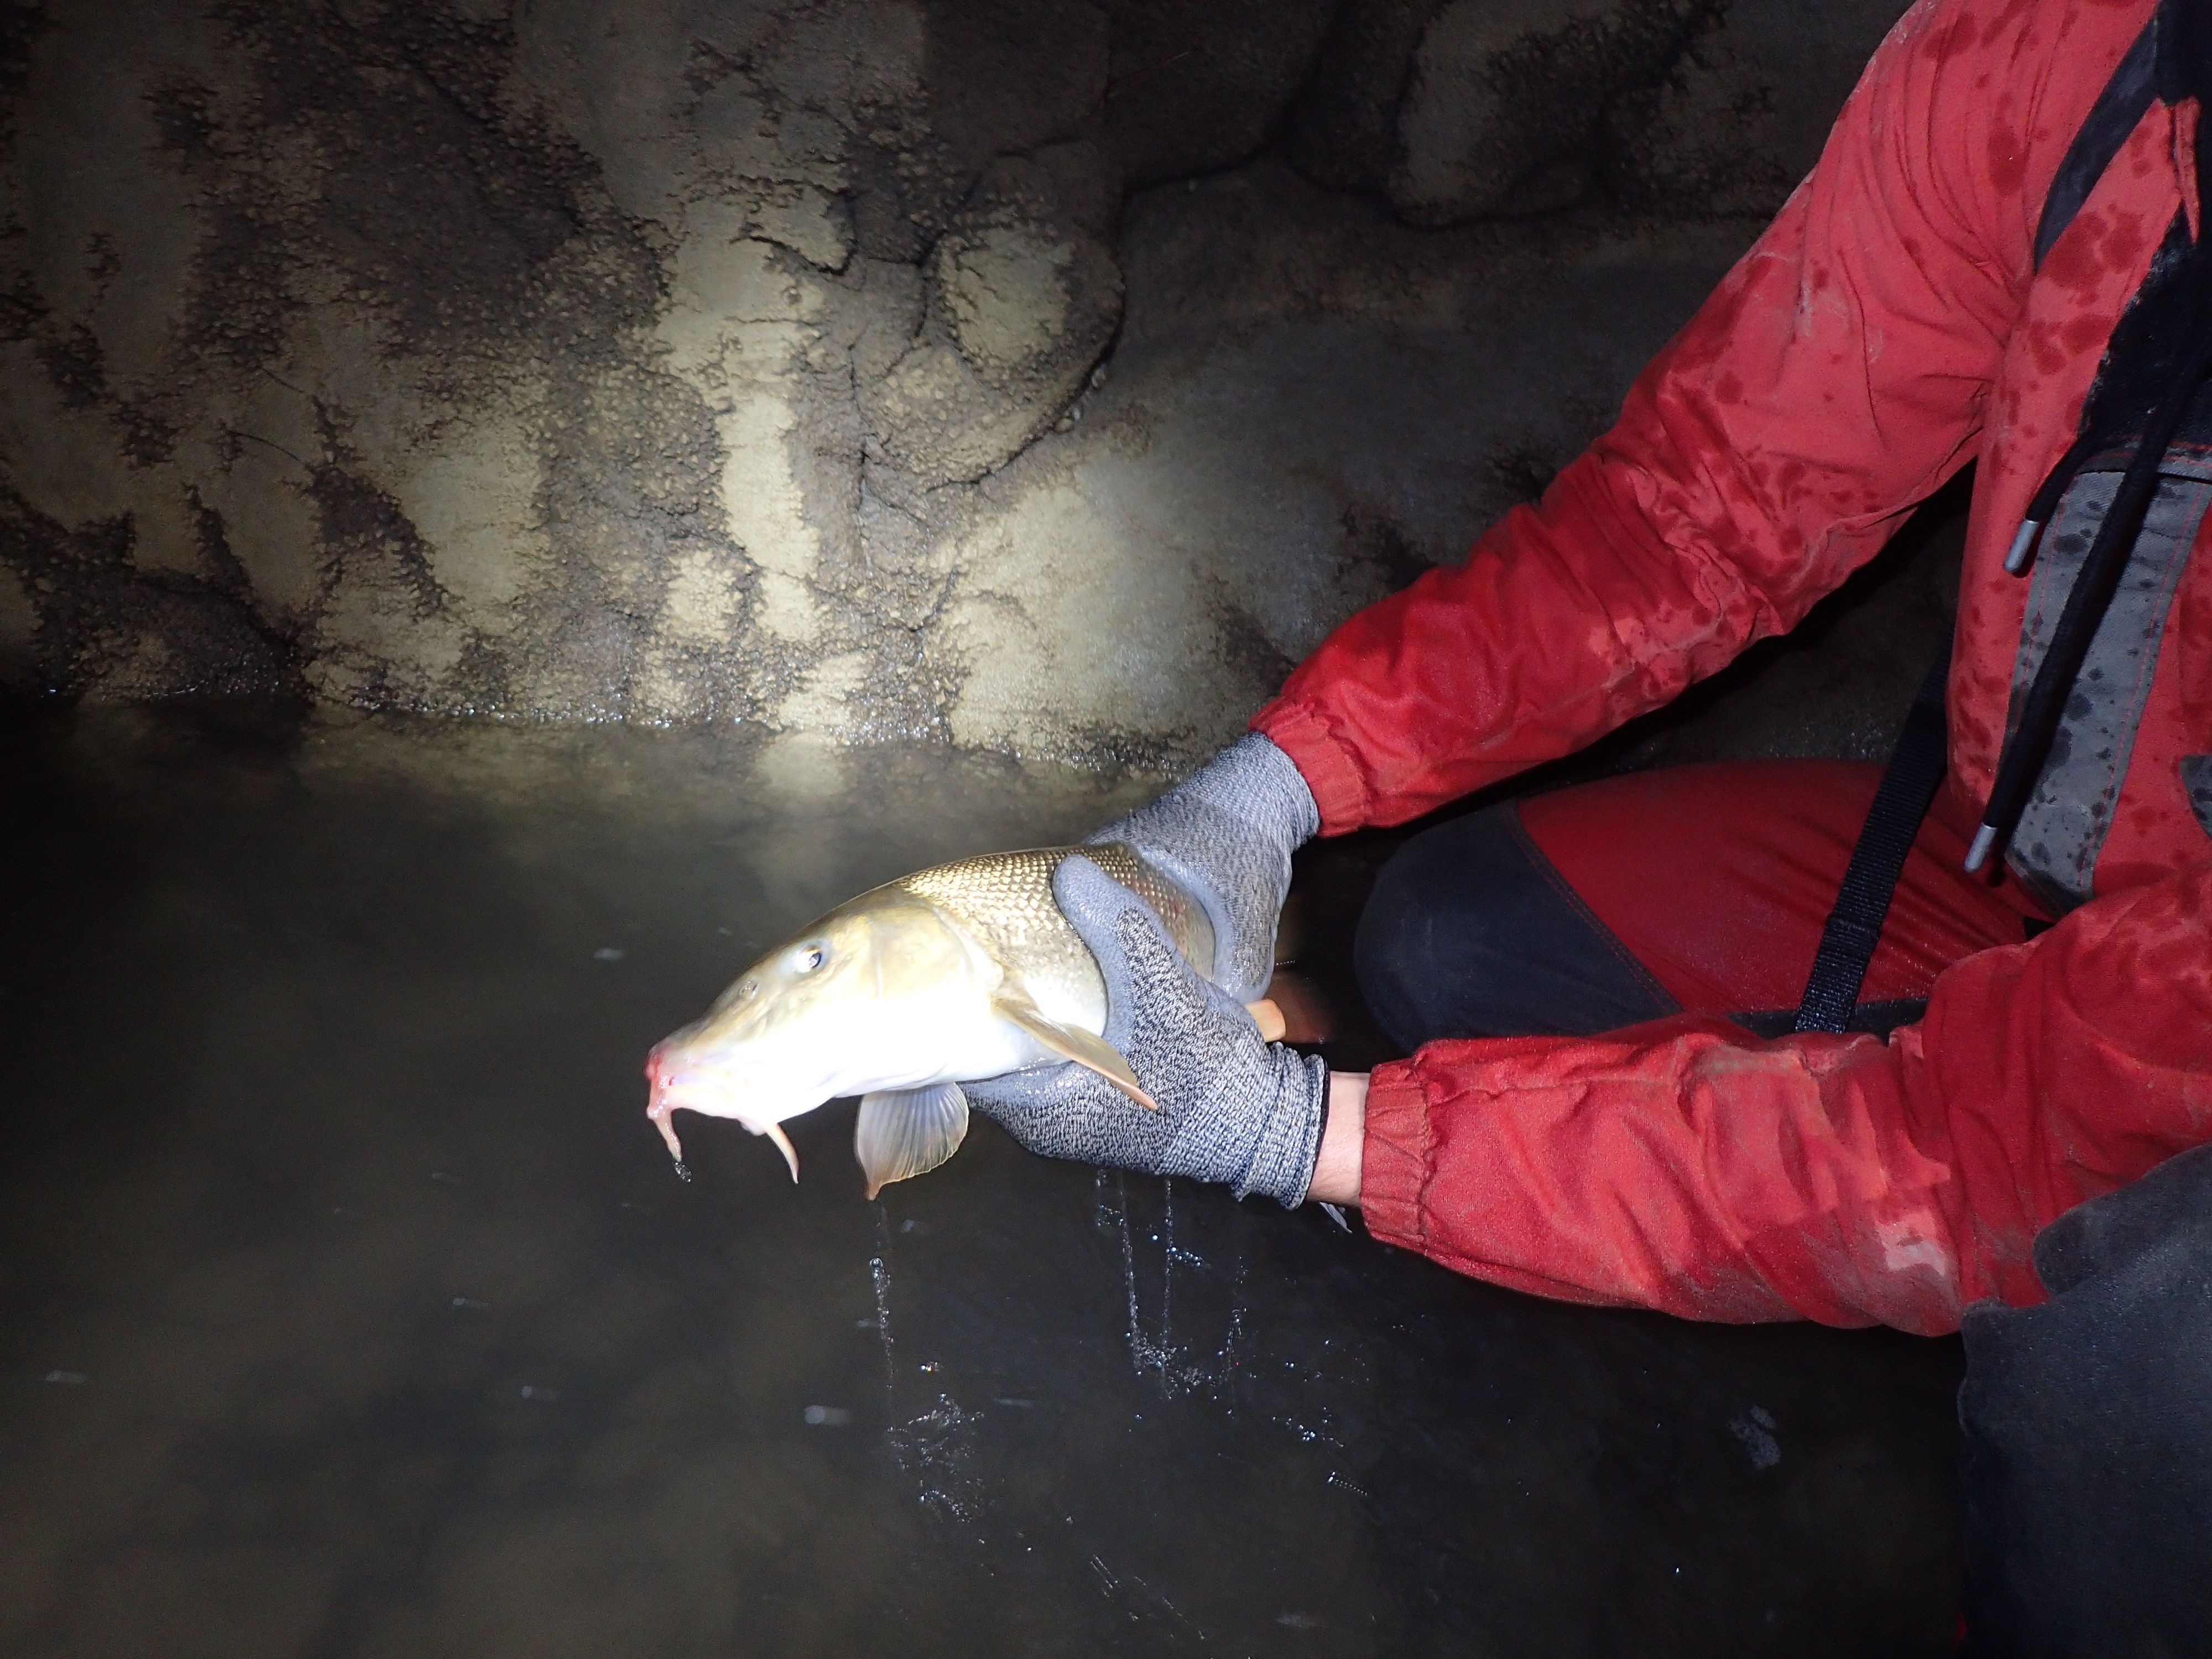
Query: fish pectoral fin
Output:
[[992, 995, 1158, 1112], [855, 1083, 971, 1201]]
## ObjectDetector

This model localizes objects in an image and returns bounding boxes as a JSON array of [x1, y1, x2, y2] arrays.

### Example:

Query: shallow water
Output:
[[1, 706, 1965, 1657]]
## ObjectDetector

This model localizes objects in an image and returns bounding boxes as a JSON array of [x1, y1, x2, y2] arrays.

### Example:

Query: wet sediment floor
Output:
[[1, 705, 1965, 1657]]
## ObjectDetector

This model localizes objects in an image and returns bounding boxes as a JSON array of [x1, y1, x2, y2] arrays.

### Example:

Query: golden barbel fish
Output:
[[645, 843, 1285, 1198]]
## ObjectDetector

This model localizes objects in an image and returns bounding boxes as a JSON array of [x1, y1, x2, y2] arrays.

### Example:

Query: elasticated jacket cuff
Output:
[[1354, 1058, 1436, 1250], [1250, 698, 1370, 837]]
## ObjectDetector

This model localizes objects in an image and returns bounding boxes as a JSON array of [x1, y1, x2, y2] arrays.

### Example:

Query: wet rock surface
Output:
[[1, 0, 1916, 763], [1, 706, 1968, 1657]]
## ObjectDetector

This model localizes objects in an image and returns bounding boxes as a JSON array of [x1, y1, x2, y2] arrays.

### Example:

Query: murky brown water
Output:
[[1, 704, 1965, 1657]]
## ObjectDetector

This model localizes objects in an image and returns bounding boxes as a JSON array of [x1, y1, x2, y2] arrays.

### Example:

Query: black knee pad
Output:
[[1354, 802, 1675, 1050]]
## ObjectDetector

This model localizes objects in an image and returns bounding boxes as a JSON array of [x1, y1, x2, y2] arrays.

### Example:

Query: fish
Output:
[[644, 843, 1282, 1199]]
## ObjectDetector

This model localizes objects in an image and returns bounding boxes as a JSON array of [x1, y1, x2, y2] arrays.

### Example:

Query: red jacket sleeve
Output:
[[1254, 0, 2038, 832], [1357, 860, 2212, 1335]]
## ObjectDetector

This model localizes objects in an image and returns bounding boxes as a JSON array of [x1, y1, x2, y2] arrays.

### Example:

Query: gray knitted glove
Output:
[[967, 854, 1329, 1208], [1090, 732, 1319, 1003]]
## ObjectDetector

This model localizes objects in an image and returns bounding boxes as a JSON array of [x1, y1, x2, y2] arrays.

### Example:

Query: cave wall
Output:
[[0, 0, 1908, 764]]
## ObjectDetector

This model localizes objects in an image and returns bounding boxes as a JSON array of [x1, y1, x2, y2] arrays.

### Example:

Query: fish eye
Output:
[[737, 978, 758, 1000], [794, 945, 825, 973]]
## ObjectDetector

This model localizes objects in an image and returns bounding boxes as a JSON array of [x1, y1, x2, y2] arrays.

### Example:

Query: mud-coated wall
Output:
[[0, 0, 1907, 764]]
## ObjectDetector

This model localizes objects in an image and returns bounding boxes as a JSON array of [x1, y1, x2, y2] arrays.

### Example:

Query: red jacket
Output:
[[1254, 0, 2212, 1335]]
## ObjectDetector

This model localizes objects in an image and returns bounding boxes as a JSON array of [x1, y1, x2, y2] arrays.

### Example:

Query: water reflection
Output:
[[2, 706, 1963, 1657]]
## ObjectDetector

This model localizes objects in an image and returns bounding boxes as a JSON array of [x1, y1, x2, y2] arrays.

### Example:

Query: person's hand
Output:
[[967, 854, 1329, 1208], [1091, 733, 1318, 1003]]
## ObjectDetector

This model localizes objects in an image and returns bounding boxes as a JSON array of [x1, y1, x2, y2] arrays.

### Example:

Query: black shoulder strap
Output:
[[1794, 1, 2200, 1035], [1793, 641, 1952, 1034], [2035, 18, 2158, 268], [2037, 0, 2212, 268]]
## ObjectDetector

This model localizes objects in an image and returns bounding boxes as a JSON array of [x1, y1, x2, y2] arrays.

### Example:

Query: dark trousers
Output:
[[1355, 774, 2212, 1657], [1352, 759, 2047, 1050]]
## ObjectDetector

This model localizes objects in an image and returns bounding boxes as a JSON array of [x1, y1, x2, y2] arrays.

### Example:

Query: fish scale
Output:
[[897, 843, 1215, 998]]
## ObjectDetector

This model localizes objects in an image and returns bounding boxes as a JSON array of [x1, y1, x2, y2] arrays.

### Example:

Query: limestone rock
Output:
[[1604, 0, 1908, 215], [0, 0, 1918, 765], [1392, 0, 1717, 224], [922, 0, 1111, 186], [1100, 0, 1340, 189], [1291, 0, 1908, 225], [1284, 0, 1453, 196], [863, 152, 1124, 483]]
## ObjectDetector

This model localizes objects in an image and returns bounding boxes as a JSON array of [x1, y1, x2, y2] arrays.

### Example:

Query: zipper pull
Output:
[[2007, 430, 2100, 576]]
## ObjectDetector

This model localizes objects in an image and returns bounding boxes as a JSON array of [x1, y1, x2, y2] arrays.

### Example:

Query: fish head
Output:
[[645, 892, 989, 1167]]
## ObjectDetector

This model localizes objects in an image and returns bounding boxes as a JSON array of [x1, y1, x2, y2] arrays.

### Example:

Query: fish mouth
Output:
[[644, 1044, 689, 1159], [644, 1044, 801, 1182]]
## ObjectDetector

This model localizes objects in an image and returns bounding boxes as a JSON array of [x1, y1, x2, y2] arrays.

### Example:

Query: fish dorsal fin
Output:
[[992, 994, 1159, 1112], [855, 1083, 971, 1201]]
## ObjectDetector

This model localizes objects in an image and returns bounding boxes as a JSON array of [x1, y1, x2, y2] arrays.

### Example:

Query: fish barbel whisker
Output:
[[649, 1087, 800, 1183], [649, 1098, 685, 1161], [761, 1120, 800, 1182]]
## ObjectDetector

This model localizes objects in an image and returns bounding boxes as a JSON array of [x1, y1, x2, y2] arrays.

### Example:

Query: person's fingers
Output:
[[1053, 853, 1180, 987], [1108, 905, 1203, 999], [963, 1065, 1072, 1120]]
